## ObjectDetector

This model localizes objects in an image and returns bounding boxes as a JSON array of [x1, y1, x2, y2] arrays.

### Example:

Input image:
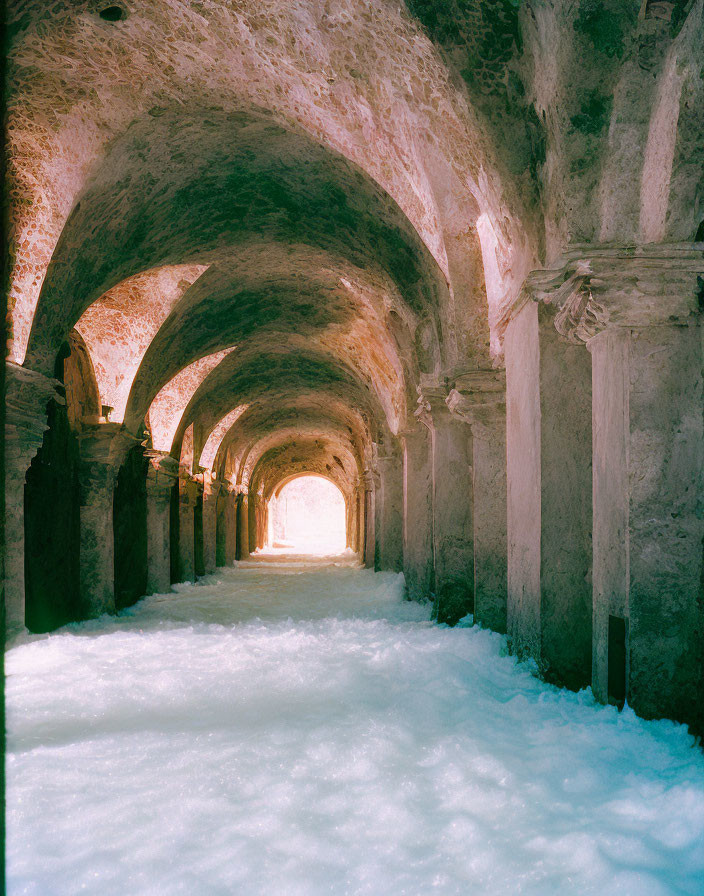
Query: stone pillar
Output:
[[362, 472, 376, 569], [375, 451, 403, 572], [402, 425, 433, 602], [77, 424, 137, 617], [4, 363, 62, 633], [177, 476, 199, 583], [202, 476, 218, 575], [345, 495, 354, 550], [248, 490, 257, 554], [145, 451, 179, 594], [505, 273, 593, 690], [576, 245, 703, 730], [418, 386, 474, 625], [221, 487, 237, 566], [350, 483, 362, 555], [258, 493, 268, 549], [357, 485, 365, 556], [447, 371, 508, 633], [236, 491, 249, 561]]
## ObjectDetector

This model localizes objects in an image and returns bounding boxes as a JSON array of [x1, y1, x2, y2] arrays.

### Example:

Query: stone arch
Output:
[[62, 329, 101, 429], [266, 472, 348, 551], [24, 110, 449, 382]]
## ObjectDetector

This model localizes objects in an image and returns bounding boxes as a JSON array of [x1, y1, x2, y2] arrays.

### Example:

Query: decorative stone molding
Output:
[[446, 369, 506, 427], [553, 282, 609, 345], [512, 244, 704, 345], [77, 424, 139, 485], [145, 449, 179, 493], [414, 381, 452, 431], [361, 468, 379, 491], [5, 362, 64, 476], [179, 475, 202, 505]]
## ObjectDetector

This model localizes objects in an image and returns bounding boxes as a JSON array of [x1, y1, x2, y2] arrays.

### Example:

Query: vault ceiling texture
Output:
[[6, 0, 703, 491]]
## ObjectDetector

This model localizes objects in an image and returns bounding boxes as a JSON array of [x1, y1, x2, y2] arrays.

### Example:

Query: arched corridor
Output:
[[4, 0, 704, 891]]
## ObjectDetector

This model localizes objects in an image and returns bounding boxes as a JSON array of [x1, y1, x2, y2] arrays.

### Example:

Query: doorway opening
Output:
[[267, 475, 346, 554]]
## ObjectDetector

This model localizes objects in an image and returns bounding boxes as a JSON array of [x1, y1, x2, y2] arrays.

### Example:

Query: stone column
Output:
[[418, 386, 474, 625], [220, 487, 237, 566], [77, 424, 137, 618], [357, 485, 365, 556], [258, 493, 268, 549], [402, 425, 433, 602], [345, 495, 354, 550], [447, 371, 507, 633], [4, 363, 63, 633], [576, 245, 703, 730], [504, 270, 593, 690], [248, 490, 257, 554], [349, 483, 362, 555], [145, 451, 179, 594], [202, 475, 218, 575], [362, 471, 376, 569], [177, 476, 199, 583], [236, 491, 249, 560], [375, 451, 403, 572]]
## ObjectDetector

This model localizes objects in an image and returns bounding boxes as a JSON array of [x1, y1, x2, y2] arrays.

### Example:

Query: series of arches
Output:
[[4, 1, 704, 737]]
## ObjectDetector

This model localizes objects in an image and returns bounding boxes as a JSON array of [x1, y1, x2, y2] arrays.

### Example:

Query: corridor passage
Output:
[[7, 556, 704, 896]]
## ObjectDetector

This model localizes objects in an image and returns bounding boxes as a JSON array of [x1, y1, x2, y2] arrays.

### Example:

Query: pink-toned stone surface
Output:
[[75, 264, 208, 422], [6, 0, 535, 370], [199, 406, 249, 471], [147, 349, 234, 453]]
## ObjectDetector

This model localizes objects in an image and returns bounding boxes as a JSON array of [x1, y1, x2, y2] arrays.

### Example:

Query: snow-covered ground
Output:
[[7, 552, 704, 895]]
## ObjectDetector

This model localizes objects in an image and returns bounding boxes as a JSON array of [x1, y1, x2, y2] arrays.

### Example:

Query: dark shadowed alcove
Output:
[[24, 395, 81, 633], [194, 491, 205, 578]]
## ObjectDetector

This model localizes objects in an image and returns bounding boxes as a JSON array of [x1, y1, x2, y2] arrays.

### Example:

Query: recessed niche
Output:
[[99, 5, 126, 22]]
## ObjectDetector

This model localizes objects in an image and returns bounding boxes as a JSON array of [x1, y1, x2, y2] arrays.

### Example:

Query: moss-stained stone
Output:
[[573, 0, 632, 59], [570, 89, 613, 135]]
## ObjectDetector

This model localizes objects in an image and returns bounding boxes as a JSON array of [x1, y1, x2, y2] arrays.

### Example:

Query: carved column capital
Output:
[[145, 450, 179, 496], [518, 243, 704, 345], [446, 368, 506, 427], [361, 469, 378, 491], [180, 476, 201, 504], [200, 471, 220, 500], [414, 381, 454, 431], [77, 424, 139, 494], [5, 362, 64, 476]]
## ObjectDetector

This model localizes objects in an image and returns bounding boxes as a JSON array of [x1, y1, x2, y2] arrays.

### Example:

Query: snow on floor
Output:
[[7, 552, 704, 896]]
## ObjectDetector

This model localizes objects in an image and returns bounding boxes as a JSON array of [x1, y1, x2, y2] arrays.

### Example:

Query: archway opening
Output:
[[267, 475, 347, 554]]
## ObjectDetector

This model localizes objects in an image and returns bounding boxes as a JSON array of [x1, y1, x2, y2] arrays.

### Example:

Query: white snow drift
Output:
[[7, 552, 704, 895]]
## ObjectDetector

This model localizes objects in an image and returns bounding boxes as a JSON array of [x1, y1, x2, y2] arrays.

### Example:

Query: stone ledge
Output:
[[501, 244, 704, 345]]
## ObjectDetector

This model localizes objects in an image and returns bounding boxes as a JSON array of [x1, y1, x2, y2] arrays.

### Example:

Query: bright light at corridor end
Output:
[[267, 475, 347, 554]]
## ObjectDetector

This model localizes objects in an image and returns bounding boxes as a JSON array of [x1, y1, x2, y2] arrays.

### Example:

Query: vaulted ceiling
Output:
[[7, 0, 702, 494]]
